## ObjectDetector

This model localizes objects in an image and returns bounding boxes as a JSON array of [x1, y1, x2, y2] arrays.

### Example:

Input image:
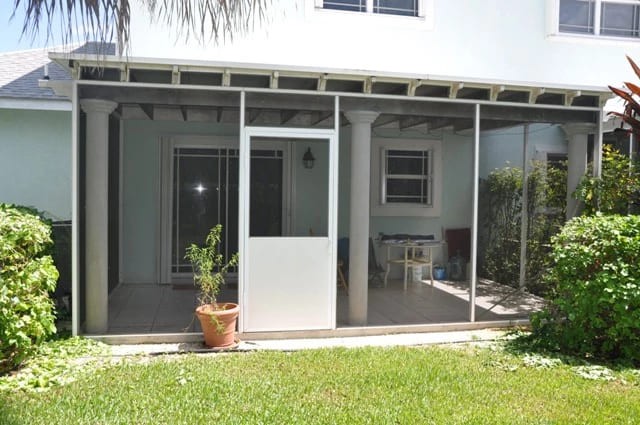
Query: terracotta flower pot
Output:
[[195, 303, 240, 348]]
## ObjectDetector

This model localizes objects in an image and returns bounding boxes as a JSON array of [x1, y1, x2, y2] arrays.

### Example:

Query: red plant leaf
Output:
[[609, 111, 640, 133], [609, 85, 640, 115], [627, 55, 640, 80], [626, 82, 640, 97]]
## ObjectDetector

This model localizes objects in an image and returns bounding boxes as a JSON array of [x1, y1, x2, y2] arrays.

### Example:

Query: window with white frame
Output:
[[558, 0, 640, 38], [371, 139, 442, 217], [383, 149, 433, 205], [322, 0, 420, 17]]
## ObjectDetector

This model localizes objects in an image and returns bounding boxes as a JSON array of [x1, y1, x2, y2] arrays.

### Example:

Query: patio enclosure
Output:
[[59, 57, 606, 337]]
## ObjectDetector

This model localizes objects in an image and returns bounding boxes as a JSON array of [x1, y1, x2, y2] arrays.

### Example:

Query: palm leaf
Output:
[[12, 0, 268, 54]]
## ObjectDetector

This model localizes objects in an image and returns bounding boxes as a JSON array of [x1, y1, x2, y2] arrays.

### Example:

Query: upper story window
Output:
[[323, 0, 419, 17], [558, 0, 640, 38]]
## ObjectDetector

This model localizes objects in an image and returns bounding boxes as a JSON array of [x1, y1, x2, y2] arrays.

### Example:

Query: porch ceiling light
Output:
[[302, 147, 315, 169]]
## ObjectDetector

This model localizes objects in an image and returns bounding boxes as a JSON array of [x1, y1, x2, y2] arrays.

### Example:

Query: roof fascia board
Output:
[[49, 53, 611, 96], [0, 98, 71, 111]]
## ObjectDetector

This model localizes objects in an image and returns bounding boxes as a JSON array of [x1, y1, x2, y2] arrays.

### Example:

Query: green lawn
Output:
[[1, 344, 639, 425]]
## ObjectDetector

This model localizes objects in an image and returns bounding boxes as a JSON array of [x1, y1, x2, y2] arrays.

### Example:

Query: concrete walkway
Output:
[[109, 329, 506, 357]]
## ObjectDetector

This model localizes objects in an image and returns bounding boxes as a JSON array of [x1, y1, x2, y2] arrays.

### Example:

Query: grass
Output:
[[1, 343, 639, 424]]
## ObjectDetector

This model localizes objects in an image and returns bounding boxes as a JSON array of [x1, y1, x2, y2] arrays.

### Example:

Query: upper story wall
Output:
[[128, 0, 640, 89]]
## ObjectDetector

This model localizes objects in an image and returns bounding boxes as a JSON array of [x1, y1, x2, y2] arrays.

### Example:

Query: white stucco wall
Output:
[[127, 0, 640, 89], [0, 108, 71, 219], [480, 124, 567, 178]]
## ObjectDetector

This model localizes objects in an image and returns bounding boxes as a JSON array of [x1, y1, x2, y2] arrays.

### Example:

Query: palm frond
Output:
[[13, 0, 269, 55]]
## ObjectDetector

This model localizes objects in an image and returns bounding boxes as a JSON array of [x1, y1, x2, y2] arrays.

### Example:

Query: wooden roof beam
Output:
[[490, 85, 505, 102], [317, 74, 328, 91], [407, 79, 421, 97], [565, 90, 581, 106], [449, 82, 464, 99], [372, 115, 399, 128], [310, 111, 333, 126], [399, 116, 429, 130], [139, 103, 154, 120], [172, 66, 180, 84], [280, 110, 298, 125]]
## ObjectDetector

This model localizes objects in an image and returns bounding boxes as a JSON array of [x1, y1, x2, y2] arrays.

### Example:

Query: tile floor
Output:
[[106, 279, 543, 334]]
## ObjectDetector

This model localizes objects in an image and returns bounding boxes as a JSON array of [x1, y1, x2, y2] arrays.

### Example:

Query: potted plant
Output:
[[185, 224, 239, 348]]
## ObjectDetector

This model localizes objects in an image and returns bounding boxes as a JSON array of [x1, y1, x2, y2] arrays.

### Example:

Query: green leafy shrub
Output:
[[531, 214, 640, 363], [0, 204, 59, 374], [574, 145, 640, 215], [479, 160, 567, 295]]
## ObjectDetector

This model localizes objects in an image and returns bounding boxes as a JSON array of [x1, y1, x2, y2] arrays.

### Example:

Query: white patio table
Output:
[[380, 239, 443, 291]]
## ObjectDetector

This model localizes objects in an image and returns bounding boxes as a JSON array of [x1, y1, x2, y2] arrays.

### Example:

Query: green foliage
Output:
[[0, 337, 109, 392], [531, 214, 640, 363], [574, 145, 640, 215], [0, 204, 59, 374], [184, 224, 238, 307], [479, 161, 567, 295]]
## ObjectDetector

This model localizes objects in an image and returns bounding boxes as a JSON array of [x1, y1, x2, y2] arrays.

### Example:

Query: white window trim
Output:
[[547, 0, 640, 44], [370, 138, 442, 217], [306, 0, 434, 31], [533, 144, 569, 214]]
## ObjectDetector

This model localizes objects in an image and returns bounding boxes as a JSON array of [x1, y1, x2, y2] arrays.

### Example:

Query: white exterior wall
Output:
[[0, 108, 71, 219], [129, 0, 640, 88]]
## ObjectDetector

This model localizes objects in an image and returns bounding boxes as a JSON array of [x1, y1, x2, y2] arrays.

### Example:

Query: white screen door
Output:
[[240, 127, 338, 332]]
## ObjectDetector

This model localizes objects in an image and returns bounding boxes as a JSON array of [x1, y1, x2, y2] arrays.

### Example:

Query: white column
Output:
[[80, 99, 117, 334], [344, 110, 379, 326], [562, 123, 595, 219]]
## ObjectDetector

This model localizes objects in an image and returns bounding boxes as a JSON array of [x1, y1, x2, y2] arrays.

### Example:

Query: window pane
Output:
[[601, 2, 640, 37], [559, 0, 595, 34], [323, 0, 365, 12], [547, 153, 568, 171], [387, 156, 423, 175], [386, 178, 426, 200], [374, 0, 418, 17], [172, 151, 221, 273], [250, 156, 283, 237]]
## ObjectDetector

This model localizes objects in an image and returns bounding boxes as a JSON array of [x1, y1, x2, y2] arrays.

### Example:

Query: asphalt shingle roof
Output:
[[0, 42, 115, 101]]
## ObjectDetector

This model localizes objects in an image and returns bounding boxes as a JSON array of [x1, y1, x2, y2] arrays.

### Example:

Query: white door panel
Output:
[[245, 237, 332, 331]]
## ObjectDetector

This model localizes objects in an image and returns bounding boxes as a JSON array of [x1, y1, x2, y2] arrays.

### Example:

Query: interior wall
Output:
[[293, 139, 330, 237], [120, 120, 238, 283]]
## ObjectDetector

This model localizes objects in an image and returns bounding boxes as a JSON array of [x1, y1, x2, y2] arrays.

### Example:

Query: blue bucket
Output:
[[433, 266, 446, 280]]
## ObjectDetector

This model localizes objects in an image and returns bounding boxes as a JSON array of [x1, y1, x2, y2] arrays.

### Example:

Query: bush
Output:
[[574, 145, 640, 215], [531, 214, 640, 363], [479, 161, 566, 295], [0, 204, 58, 374]]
